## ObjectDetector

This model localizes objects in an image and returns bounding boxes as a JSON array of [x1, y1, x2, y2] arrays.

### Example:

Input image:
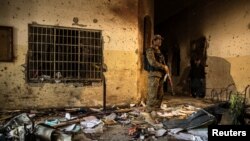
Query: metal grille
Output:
[[28, 24, 103, 83]]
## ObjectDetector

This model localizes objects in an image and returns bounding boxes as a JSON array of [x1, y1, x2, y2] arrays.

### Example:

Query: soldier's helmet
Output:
[[153, 34, 164, 41]]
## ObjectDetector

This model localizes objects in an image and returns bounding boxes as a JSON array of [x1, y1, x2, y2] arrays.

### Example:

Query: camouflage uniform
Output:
[[146, 47, 166, 112]]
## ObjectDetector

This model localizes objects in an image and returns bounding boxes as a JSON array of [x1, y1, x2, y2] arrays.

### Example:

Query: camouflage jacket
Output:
[[146, 47, 166, 77]]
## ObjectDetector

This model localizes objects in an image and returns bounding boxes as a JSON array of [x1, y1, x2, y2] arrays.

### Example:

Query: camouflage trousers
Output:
[[146, 76, 164, 112]]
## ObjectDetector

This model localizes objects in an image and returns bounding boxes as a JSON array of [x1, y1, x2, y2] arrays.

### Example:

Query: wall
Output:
[[156, 0, 250, 100], [138, 0, 154, 102], [0, 0, 142, 109]]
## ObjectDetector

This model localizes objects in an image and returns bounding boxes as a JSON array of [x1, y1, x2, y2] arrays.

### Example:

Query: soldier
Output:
[[189, 57, 205, 98], [145, 34, 173, 112]]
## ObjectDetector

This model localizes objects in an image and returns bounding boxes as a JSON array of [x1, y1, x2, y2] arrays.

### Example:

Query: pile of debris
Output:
[[0, 104, 217, 141]]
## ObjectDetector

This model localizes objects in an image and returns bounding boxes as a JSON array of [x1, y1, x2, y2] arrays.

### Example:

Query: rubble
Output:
[[0, 101, 225, 141]]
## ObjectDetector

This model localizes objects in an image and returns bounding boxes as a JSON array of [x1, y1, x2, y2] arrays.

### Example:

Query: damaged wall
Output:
[[156, 0, 250, 98], [138, 0, 154, 103], [0, 0, 143, 109]]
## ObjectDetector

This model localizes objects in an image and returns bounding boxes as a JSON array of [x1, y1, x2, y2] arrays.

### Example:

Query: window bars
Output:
[[28, 24, 103, 83]]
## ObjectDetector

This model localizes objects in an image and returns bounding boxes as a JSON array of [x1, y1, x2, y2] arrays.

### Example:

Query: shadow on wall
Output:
[[176, 56, 237, 101]]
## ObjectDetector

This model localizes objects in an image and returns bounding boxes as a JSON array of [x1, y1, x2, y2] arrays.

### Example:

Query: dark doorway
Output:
[[189, 36, 208, 98], [142, 16, 152, 71]]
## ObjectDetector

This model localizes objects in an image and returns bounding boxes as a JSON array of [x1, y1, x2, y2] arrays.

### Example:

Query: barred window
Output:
[[28, 24, 103, 83]]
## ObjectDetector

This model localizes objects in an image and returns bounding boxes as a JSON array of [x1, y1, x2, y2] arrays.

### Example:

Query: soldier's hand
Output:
[[164, 65, 169, 73]]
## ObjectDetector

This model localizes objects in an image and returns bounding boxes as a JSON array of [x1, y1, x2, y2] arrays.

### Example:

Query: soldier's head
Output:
[[152, 34, 164, 47]]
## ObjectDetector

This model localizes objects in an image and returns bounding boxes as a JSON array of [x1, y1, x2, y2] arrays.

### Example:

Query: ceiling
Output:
[[154, 0, 198, 25]]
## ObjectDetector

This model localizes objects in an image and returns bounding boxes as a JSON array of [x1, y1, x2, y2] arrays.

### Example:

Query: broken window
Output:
[[28, 24, 103, 83], [0, 26, 13, 62]]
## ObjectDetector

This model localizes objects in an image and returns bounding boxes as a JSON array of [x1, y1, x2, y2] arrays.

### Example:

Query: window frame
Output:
[[27, 24, 103, 84]]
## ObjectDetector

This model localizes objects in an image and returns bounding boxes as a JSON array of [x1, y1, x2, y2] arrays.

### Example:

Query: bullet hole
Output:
[[43, 19, 45, 22], [16, 7, 20, 10], [135, 49, 138, 54], [17, 86, 21, 90], [123, 28, 126, 30], [61, 2, 64, 5], [4, 67, 7, 70], [73, 17, 79, 24], [28, 13, 31, 16], [93, 19, 98, 23], [116, 87, 120, 90]]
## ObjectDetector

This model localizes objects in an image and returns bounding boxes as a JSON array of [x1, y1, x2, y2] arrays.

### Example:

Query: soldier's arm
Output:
[[146, 48, 165, 70]]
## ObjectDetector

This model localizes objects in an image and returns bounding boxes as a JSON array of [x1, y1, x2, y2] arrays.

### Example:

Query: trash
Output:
[[24, 123, 36, 141], [168, 132, 204, 141], [35, 124, 56, 140], [139, 133, 145, 140], [128, 126, 137, 136], [103, 119, 117, 125], [8, 126, 27, 140], [155, 129, 167, 137], [1, 113, 32, 133], [147, 127, 155, 134], [45, 119, 60, 126], [60, 124, 81, 133], [65, 113, 71, 120], [187, 128, 208, 139], [83, 123, 104, 134], [163, 109, 216, 130], [118, 119, 131, 125], [104, 113, 116, 120], [130, 104, 136, 107], [35, 124, 72, 141], [160, 104, 168, 110], [168, 128, 184, 134], [129, 110, 140, 116], [60, 124, 76, 132], [81, 116, 102, 128], [120, 113, 128, 119]]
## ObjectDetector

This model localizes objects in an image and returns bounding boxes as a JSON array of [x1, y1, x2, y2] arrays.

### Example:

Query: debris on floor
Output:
[[0, 101, 233, 141]]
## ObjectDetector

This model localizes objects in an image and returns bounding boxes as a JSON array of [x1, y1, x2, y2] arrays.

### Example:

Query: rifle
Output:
[[163, 68, 175, 96]]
